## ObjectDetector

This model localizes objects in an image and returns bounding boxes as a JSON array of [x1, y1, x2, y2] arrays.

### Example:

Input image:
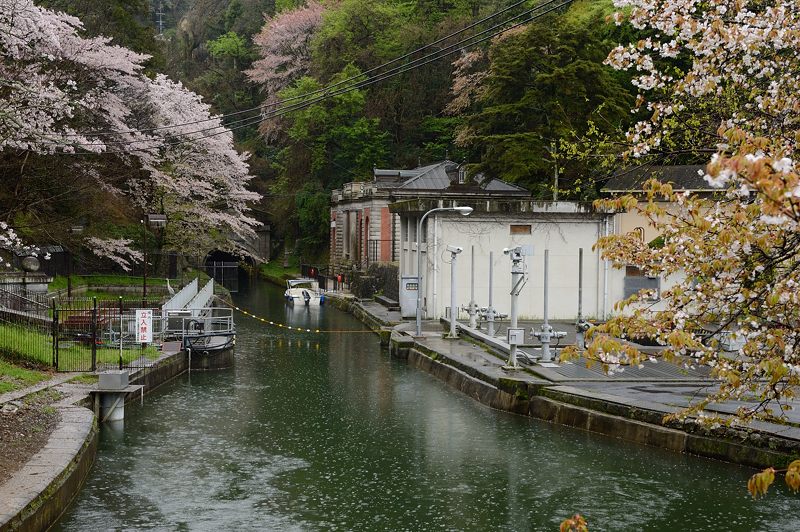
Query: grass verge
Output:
[[259, 256, 301, 286], [0, 322, 160, 371], [0, 356, 51, 394]]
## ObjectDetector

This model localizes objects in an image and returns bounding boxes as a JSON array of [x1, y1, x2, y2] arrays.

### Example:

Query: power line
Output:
[[60, 0, 541, 140], [41, 0, 573, 155]]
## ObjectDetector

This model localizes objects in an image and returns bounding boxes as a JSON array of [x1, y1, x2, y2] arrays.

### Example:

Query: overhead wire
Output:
[[59, 0, 537, 139], [39, 0, 574, 155]]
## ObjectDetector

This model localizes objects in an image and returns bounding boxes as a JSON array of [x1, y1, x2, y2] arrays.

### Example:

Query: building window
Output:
[[510, 224, 531, 235]]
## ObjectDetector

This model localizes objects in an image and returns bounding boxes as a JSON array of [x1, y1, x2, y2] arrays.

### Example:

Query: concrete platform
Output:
[[354, 303, 800, 467]]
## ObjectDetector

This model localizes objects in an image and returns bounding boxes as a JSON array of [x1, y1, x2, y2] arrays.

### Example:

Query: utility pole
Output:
[[552, 142, 559, 201], [155, 2, 165, 36]]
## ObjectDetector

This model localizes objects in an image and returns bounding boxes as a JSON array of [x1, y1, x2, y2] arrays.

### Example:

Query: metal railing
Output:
[[0, 293, 236, 372], [163, 307, 235, 339]]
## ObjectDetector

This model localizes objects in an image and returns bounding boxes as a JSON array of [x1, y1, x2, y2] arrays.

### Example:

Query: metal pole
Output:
[[487, 251, 495, 336], [448, 251, 459, 338], [576, 247, 587, 350], [468, 245, 477, 329], [505, 252, 523, 368], [540, 250, 553, 363], [553, 145, 559, 201], [52, 298, 58, 369], [91, 297, 97, 372], [142, 220, 147, 303], [415, 214, 424, 336], [119, 296, 124, 370], [577, 247, 583, 322], [415, 206, 473, 336]]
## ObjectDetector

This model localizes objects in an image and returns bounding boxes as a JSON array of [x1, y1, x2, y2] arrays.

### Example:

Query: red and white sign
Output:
[[136, 309, 153, 343]]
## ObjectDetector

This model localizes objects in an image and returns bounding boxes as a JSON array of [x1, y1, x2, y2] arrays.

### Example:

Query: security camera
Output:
[[446, 245, 463, 254], [503, 246, 522, 260]]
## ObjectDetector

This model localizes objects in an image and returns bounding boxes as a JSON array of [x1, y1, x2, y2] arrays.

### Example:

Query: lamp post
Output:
[[415, 206, 473, 337], [141, 214, 167, 304]]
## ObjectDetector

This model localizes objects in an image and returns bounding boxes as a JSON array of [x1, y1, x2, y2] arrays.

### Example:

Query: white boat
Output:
[[284, 279, 325, 306]]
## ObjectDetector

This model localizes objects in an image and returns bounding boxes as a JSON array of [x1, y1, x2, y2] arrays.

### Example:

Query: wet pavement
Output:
[[333, 293, 800, 439]]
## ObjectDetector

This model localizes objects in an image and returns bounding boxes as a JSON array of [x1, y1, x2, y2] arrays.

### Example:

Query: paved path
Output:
[[351, 300, 800, 448], [0, 373, 77, 405]]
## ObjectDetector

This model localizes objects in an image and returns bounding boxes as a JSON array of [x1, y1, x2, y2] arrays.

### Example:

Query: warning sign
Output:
[[136, 309, 153, 343]]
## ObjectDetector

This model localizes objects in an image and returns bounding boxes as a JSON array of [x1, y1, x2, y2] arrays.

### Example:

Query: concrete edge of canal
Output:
[[328, 293, 800, 470], [0, 348, 199, 532]]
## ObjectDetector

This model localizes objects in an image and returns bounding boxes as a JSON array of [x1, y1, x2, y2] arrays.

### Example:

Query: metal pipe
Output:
[[487, 251, 495, 336], [469, 245, 477, 328], [578, 247, 583, 322], [543, 249, 549, 330], [415, 206, 473, 336], [448, 249, 459, 338], [603, 216, 610, 319], [540, 249, 553, 362]]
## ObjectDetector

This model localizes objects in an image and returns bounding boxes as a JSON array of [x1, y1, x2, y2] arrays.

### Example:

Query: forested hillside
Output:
[[167, 0, 647, 258], [2, 0, 648, 264]]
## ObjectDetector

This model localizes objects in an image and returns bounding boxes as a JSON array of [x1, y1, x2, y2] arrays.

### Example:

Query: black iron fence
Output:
[[205, 261, 239, 293], [0, 296, 162, 372]]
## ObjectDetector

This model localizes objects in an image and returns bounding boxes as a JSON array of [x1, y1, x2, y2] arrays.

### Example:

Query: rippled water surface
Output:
[[56, 280, 800, 531]]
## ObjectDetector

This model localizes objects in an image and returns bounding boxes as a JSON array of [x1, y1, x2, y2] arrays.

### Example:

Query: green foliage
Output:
[[207, 31, 249, 62], [311, 0, 413, 78], [67, 373, 99, 385], [295, 183, 331, 253], [275, 0, 303, 13], [259, 255, 301, 286], [0, 322, 159, 370], [281, 64, 390, 185], [0, 357, 50, 394], [458, 4, 635, 198]]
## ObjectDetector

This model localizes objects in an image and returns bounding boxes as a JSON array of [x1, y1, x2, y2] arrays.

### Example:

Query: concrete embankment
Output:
[[330, 293, 800, 469], [0, 347, 203, 531]]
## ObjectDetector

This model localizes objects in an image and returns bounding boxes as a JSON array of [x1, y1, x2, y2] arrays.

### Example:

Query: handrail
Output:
[[0, 287, 50, 310]]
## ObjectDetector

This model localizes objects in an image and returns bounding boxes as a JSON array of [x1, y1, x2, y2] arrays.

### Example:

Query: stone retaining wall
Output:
[[388, 333, 800, 469], [1, 349, 196, 531], [0, 407, 97, 532]]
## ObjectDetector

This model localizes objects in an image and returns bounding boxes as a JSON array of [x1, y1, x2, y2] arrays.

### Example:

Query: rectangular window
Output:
[[510, 224, 531, 235]]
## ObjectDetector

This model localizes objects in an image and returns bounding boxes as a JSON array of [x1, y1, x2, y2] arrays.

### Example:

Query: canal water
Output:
[[56, 280, 800, 531]]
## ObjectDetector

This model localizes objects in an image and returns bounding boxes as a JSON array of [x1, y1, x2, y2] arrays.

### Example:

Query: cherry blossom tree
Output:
[[1, 0, 261, 266], [561, 0, 800, 498], [0, 0, 150, 153], [139, 75, 261, 255], [245, 0, 325, 140], [85, 237, 143, 272], [567, 0, 798, 464]]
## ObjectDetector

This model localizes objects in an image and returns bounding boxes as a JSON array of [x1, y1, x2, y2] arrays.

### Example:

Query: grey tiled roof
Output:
[[373, 160, 528, 194], [603, 165, 713, 193]]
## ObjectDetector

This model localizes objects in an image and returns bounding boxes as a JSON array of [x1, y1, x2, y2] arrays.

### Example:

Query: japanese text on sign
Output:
[[136, 309, 153, 343]]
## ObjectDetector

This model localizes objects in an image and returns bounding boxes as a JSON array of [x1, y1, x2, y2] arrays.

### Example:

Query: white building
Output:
[[392, 198, 621, 321]]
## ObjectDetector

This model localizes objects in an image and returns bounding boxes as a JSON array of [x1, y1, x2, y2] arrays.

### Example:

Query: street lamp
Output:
[[415, 206, 473, 337], [141, 214, 167, 303]]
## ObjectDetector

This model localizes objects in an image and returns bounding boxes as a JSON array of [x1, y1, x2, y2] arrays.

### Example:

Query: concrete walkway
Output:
[[0, 342, 187, 530], [332, 293, 800, 464], [0, 373, 77, 405]]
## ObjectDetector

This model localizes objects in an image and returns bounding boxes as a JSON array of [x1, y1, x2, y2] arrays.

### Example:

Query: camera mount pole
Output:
[[504, 248, 526, 369]]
